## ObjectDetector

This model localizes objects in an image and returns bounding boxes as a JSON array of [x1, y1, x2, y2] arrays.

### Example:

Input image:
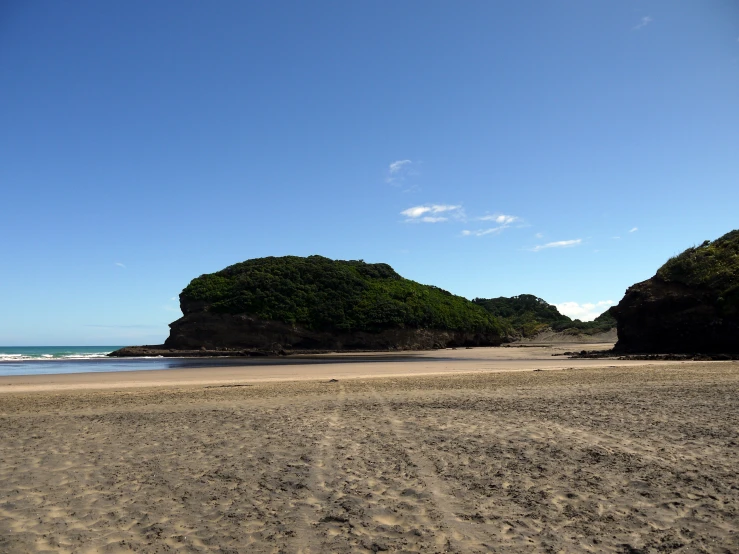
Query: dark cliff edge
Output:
[[612, 230, 739, 354], [110, 256, 507, 357]]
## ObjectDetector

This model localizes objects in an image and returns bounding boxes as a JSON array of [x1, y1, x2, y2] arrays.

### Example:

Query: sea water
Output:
[[0, 346, 434, 377], [0, 346, 227, 376], [0, 346, 121, 362]]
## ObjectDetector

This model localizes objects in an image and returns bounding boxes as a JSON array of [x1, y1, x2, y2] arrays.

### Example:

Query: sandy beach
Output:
[[0, 343, 643, 393], [1, 346, 738, 553]]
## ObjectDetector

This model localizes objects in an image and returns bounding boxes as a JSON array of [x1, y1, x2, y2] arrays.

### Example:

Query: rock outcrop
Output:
[[112, 255, 507, 355], [612, 230, 739, 353], [164, 313, 502, 352]]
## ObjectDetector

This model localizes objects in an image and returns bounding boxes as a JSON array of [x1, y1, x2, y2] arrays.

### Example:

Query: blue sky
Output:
[[1, 1, 738, 345]]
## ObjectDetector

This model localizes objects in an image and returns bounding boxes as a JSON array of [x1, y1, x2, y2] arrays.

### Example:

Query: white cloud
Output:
[[401, 204, 461, 222], [401, 206, 432, 218], [555, 300, 615, 322], [389, 160, 411, 174], [115, 262, 126, 268], [633, 16, 652, 30], [535, 232, 544, 239], [462, 213, 520, 236], [629, 227, 638, 233], [462, 227, 506, 237], [386, 159, 417, 184], [531, 239, 582, 252], [479, 214, 518, 225], [613, 236, 621, 240]]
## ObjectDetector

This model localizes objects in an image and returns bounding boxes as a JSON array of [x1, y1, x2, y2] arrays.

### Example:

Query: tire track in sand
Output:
[[367, 384, 494, 553], [289, 382, 346, 554]]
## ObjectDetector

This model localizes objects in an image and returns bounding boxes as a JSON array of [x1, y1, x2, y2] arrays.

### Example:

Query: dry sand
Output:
[[1, 346, 738, 553]]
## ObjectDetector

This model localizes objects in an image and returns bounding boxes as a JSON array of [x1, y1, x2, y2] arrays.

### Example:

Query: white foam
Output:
[[0, 354, 29, 361], [60, 353, 111, 359], [0, 352, 112, 362]]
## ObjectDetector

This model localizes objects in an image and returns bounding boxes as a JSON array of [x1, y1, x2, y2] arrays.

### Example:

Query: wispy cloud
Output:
[[629, 227, 638, 233], [461, 213, 521, 237], [462, 227, 507, 237], [85, 324, 161, 329], [535, 232, 544, 239], [633, 16, 652, 30], [386, 159, 417, 184], [401, 204, 462, 222], [478, 214, 519, 225], [115, 262, 126, 268], [532, 239, 582, 252], [389, 160, 411, 174], [555, 300, 615, 322]]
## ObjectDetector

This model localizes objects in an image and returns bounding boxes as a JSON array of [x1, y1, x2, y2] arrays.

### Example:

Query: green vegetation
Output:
[[656, 229, 739, 316], [473, 294, 616, 337], [182, 255, 507, 335]]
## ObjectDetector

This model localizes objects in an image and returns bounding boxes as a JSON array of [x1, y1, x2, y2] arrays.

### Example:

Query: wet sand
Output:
[[0, 343, 650, 393], [1, 347, 738, 552]]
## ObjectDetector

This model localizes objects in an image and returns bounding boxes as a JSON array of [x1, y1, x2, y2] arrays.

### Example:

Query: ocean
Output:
[[0, 346, 432, 377], [0, 345, 121, 362], [0, 346, 262, 377]]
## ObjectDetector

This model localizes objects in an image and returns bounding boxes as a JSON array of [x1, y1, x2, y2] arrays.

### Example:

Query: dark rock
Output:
[[108, 345, 273, 358], [612, 277, 739, 354], [612, 229, 739, 354], [162, 312, 502, 352], [567, 349, 615, 359]]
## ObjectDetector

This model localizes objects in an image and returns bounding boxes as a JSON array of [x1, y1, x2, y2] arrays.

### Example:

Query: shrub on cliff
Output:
[[656, 230, 739, 316], [181, 255, 507, 335]]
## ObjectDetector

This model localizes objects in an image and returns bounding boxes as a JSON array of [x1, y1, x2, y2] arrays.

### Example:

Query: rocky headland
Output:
[[111, 256, 508, 356], [612, 230, 739, 354]]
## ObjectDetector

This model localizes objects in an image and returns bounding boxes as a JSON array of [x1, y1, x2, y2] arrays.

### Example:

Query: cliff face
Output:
[[160, 256, 507, 352], [164, 312, 503, 351], [612, 230, 739, 353], [612, 278, 738, 353]]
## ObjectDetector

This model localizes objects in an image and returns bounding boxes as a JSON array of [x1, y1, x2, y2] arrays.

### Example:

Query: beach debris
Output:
[[328, 378, 339, 382]]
